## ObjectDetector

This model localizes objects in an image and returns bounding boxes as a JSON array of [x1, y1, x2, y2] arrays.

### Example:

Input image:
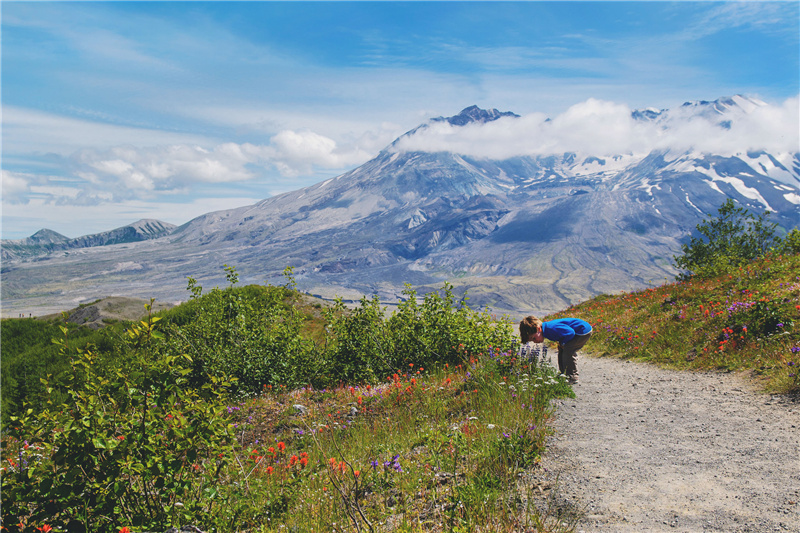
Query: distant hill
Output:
[[2, 97, 798, 317], [1, 219, 176, 260], [36, 296, 176, 330]]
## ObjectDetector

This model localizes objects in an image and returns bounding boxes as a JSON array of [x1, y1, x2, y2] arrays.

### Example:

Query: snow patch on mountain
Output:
[[784, 193, 800, 205]]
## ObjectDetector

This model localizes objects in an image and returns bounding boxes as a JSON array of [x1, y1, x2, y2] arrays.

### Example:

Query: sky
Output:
[[2, 1, 799, 240]]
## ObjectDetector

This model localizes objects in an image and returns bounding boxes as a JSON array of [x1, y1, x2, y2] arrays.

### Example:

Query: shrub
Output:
[[324, 282, 515, 382], [674, 199, 779, 280], [1, 304, 237, 532], [159, 266, 323, 394]]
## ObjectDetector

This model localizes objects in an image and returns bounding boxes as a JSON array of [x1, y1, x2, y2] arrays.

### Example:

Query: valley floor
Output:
[[532, 355, 800, 533]]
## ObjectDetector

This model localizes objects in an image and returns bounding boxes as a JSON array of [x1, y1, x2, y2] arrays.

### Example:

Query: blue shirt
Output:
[[541, 318, 592, 344]]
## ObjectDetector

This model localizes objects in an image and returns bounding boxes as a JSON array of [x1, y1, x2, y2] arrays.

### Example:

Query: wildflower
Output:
[[120, 528, 132, 533], [36, 527, 53, 533], [266, 466, 274, 475], [277, 441, 286, 452], [300, 456, 309, 468]]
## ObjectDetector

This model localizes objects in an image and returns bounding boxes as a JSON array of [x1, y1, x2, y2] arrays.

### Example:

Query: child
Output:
[[519, 316, 592, 384]]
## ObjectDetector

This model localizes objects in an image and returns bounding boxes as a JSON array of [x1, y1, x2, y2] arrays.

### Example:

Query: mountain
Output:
[[2, 97, 798, 317], [1, 219, 176, 261]]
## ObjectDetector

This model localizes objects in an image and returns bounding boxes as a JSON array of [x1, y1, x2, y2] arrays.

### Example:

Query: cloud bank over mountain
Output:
[[6, 96, 795, 214], [392, 96, 799, 160]]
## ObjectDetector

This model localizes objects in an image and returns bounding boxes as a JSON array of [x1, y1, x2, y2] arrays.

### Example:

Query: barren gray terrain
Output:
[[535, 355, 800, 533]]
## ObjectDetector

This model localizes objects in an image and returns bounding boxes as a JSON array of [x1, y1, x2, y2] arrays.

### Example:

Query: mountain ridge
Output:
[[1, 219, 176, 260], [2, 97, 798, 317]]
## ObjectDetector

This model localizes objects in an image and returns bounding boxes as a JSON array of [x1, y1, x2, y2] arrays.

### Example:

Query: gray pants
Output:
[[558, 332, 592, 379]]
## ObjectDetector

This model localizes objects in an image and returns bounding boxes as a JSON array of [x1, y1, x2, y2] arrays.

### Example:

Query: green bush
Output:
[[0, 318, 124, 424], [777, 228, 800, 255], [324, 282, 516, 382], [2, 306, 237, 532], [159, 266, 323, 394], [674, 199, 779, 280]]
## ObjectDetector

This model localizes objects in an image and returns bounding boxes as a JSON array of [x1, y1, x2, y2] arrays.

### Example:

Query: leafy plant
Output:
[[674, 198, 779, 280], [2, 303, 237, 532], [160, 266, 323, 394]]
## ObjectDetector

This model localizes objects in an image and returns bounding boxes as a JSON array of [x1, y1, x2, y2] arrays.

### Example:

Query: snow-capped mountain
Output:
[[3, 97, 798, 316]]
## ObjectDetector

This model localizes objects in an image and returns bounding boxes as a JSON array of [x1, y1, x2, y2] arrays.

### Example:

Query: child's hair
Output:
[[519, 315, 543, 342]]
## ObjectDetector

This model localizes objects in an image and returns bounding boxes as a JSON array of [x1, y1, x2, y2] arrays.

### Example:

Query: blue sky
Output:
[[2, 1, 798, 239]]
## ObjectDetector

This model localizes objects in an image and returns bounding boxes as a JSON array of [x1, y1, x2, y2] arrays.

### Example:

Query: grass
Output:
[[2, 345, 577, 533], [215, 347, 576, 532], [553, 252, 800, 394]]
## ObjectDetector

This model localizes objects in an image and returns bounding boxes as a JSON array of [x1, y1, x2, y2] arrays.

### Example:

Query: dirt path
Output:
[[535, 355, 800, 533]]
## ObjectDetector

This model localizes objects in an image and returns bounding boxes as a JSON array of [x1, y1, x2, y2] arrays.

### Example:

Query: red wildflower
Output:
[[120, 528, 132, 533], [277, 441, 286, 452]]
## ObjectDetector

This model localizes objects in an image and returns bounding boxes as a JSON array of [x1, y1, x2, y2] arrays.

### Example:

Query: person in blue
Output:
[[519, 316, 592, 384]]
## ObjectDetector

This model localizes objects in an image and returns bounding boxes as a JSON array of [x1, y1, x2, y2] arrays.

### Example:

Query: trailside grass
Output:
[[552, 252, 800, 394]]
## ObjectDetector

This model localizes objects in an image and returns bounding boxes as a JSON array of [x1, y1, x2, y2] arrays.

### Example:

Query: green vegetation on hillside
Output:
[[673, 198, 800, 280], [2, 270, 578, 533], [554, 252, 800, 393], [1, 318, 126, 420]]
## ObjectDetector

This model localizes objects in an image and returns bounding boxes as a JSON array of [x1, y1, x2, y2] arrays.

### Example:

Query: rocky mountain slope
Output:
[[2, 97, 798, 317]]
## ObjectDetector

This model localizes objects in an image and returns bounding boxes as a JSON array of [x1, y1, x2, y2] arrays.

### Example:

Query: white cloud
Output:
[[67, 129, 379, 199], [1, 170, 33, 203], [392, 96, 800, 159], [4, 124, 391, 209]]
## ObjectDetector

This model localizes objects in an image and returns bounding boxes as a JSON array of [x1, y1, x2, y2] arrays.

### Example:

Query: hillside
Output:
[[557, 251, 800, 393]]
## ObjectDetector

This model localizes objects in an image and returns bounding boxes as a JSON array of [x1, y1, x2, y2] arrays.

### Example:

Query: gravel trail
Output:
[[536, 355, 800, 533]]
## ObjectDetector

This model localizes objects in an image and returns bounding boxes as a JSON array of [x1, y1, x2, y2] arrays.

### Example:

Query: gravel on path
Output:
[[534, 355, 800, 533]]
